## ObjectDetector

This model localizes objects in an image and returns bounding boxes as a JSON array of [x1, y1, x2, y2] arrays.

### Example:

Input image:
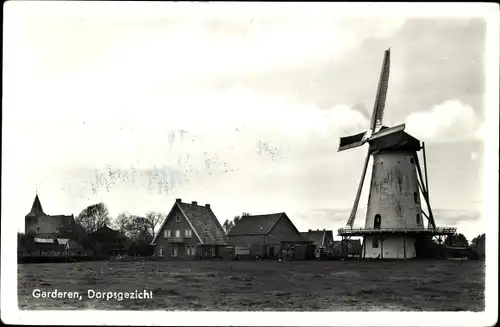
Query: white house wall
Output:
[[364, 236, 416, 259]]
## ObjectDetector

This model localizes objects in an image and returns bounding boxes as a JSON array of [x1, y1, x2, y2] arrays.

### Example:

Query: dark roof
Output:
[[177, 202, 227, 245], [228, 213, 284, 236], [368, 129, 421, 152], [30, 215, 75, 235], [90, 225, 129, 242], [301, 230, 330, 247], [72, 222, 89, 241], [26, 194, 46, 217]]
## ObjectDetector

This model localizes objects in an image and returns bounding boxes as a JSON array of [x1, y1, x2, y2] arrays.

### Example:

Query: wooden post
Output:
[[422, 142, 430, 201], [404, 234, 407, 260], [341, 236, 344, 259], [363, 238, 366, 258], [414, 154, 435, 228], [380, 235, 384, 259]]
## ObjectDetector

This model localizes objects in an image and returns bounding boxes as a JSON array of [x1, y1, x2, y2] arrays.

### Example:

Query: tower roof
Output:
[[368, 128, 421, 152], [26, 194, 46, 217]]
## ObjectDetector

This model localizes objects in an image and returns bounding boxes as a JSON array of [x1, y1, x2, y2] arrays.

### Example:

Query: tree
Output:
[[114, 212, 131, 235], [471, 233, 485, 260], [144, 211, 165, 240], [127, 216, 153, 243], [471, 233, 485, 246], [223, 219, 235, 234], [75, 202, 111, 234], [446, 233, 469, 247], [112, 212, 165, 244]]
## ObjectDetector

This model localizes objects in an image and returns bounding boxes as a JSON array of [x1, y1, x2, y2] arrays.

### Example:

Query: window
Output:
[[171, 245, 178, 257], [176, 215, 180, 223], [210, 247, 215, 257], [416, 214, 421, 225], [185, 229, 192, 238], [159, 246, 164, 257], [374, 214, 381, 229], [186, 246, 195, 256], [372, 238, 379, 248], [164, 229, 171, 238], [414, 192, 419, 204], [175, 230, 181, 238]]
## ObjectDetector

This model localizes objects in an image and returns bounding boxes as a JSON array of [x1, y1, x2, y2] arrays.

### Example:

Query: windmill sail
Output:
[[345, 150, 371, 227], [342, 48, 392, 227], [338, 131, 367, 152], [369, 48, 391, 133]]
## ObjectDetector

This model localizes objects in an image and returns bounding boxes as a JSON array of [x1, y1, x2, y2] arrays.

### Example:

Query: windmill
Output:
[[337, 48, 456, 259]]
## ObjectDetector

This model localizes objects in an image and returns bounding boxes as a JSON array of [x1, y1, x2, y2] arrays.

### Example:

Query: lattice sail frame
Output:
[[343, 48, 391, 228]]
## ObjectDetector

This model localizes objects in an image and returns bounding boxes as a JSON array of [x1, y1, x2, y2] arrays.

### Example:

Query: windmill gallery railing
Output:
[[337, 227, 457, 236]]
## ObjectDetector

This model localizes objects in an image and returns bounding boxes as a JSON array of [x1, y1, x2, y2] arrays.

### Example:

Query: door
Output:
[[268, 246, 275, 258], [171, 245, 178, 257]]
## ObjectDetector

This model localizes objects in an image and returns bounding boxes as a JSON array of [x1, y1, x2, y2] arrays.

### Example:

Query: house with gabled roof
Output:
[[301, 229, 335, 258], [332, 239, 363, 258], [227, 212, 315, 260], [150, 199, 228, 260]]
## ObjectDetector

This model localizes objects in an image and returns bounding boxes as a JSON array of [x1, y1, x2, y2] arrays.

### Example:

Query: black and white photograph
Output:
[[1, 1, 498, 326]]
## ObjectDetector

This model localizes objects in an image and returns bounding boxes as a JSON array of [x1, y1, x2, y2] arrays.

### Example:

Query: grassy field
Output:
[[18, 260, 485, 311]]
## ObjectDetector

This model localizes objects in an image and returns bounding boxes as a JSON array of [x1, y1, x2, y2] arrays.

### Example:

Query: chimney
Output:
[[192, 201, 198, 205], [176, 198, 182, 203], [205, 203, 210, 208]]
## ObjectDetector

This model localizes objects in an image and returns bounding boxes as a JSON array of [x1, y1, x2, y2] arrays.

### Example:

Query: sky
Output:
[[2, 2, 494, 241]]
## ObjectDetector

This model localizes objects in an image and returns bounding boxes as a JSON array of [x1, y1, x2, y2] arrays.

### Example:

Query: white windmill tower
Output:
[[337, 48, 456, 259]]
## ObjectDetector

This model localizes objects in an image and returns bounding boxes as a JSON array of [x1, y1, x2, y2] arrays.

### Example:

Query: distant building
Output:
[[332, 239, 363, 258], [89, 225, 132, 257], [25, 194, 74, 237], [151, 199, 228, 260], [301, 229, 335, 258], [227, 212, 315, 260], [23, 194, 89, 255]]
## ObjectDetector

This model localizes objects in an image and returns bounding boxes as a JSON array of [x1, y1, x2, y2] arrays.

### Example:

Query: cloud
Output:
[[4, 2, 408, 91], [405, 100, 483, 142], [7, 85, 370, 171], [4, 82, 373, 223]]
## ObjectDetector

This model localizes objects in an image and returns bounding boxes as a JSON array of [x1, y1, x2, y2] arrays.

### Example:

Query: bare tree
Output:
[[127, 216, 153, 243], [112, 212, 165, 243], [223, 219, 235, 234], [114, 212, 131, 235], [75, 202, 111, 234], [144, 211, 165, 240]]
